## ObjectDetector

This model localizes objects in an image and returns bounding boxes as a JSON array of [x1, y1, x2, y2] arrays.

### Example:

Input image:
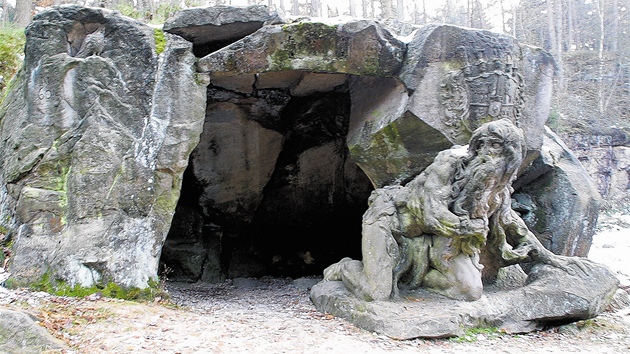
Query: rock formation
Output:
[[0, 308, 69, 353], [0, 5, 206, 288], [313, 119, 618, 337], [0, 6, 609, 334], [564, 131, 630, 210]]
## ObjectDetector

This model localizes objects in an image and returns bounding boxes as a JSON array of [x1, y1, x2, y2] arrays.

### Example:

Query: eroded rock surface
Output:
[[0, 5, 206, 288], [0, 5, 603, 307], [163, 5, 283, 57], [564, 131, 630, 209], [513, 127, 602, 256], [0, 308, 69, 353], [311, 262, 618, 339]]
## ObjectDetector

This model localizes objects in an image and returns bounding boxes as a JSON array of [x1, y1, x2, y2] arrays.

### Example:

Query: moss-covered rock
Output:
[[0, 6, 206, 289], [197, 19, 405, 77]]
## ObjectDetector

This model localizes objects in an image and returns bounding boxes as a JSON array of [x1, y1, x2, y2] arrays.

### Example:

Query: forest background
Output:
[[1, 0, 628, 208]]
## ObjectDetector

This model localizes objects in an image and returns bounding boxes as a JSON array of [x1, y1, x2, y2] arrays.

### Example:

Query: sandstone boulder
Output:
[[0, 5, 206, 288], [163, 5, 283, 57], [513, 127, 602, 256], [0, 308, 68, 353], [0, 6, 602, 295], [349, 24, 555, 187], [196, 19, 405, 76], [564, 131, 630, 209], [311, 261, 618, 339]]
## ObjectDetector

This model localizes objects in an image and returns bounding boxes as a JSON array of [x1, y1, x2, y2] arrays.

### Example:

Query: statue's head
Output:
[[450, 119, 526, 219], [468, 118, 525, 181]]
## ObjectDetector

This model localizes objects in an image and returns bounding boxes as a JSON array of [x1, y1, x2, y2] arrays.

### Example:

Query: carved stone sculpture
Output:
[[323, 119, 596, 302], [0, 7, 613, 330]]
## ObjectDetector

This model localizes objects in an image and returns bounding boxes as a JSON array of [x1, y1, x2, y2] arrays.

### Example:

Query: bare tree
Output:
[[611, 0, 619, 52], [498, 0, 508, 33], [422, 0, 427, 24], [2, 0, 8, 25], [381, 0, 393, 18], [292, 0, 299, 15], [554, 0, 564, 90], [567, 0, 574, 51], [15, 0, 31, 27], [511, 2, 516, 36], [594, 0, 605, 114], [546, 0, 556, 51], [311, 0, 322, 16]]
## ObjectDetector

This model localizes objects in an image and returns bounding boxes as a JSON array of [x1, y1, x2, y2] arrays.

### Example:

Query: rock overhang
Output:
[[0, 5, 601, 296]]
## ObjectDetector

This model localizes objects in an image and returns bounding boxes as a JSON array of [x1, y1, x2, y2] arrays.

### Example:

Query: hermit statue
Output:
[[323, 119, 594, 302]]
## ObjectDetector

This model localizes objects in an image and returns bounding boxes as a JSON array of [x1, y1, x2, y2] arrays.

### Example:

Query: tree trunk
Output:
[[595, 0, 606, 115], [511, 2, 516, 37], [611, 0, 619, 51], [546, 0, 556, 52], [371, 0, 376, 19], [396, 0, 404, 21], [498, 0, 507, 33], [349, 0, 356, 17], [310, 0, 322, 16], [554, 0, 564, 90], [567, 0, 574, 51], [381, 0, 393, 18], [292, 0, 299, 16], [423, 0, 427, 24], [362, 0, 368, 18], [2, 0, 8, 25], [15, 0, 31, 27]]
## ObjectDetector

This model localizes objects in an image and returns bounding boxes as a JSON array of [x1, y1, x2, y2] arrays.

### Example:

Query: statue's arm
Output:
[[501, 209, 555, 262], [501, 208, 594, 275]]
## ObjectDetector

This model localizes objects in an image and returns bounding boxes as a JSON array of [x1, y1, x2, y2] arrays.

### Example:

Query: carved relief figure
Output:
[[324, 119, 590, 301], [441, 45, 524, 141]]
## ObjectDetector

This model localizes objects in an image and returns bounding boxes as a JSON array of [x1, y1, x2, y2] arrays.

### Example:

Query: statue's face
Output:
[[473, 134, 505, 160]]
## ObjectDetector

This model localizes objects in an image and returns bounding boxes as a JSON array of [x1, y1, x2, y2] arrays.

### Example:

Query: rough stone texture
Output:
[[346, 76, 452, 187], [163, 5, 283, 57], [0, 5, 601, 298], [161, 84, 374, 281], [196, 19, 406, 77], [513, 127, 602, 256], [563, 132, 630, 209], [351, 25, 554, 187], [0, 6, 206, 288], [192, 99, 284, 226], [0, 308, 68, 353], [311, 261, 618, 339]]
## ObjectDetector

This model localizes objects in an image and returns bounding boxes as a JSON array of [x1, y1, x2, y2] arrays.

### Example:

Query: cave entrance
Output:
[[159, 72, 374, 282]]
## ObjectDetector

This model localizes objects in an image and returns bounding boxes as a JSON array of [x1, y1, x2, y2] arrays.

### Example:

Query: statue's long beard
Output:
[[451, 154, 506, 219], [449, 154, 508, 256]]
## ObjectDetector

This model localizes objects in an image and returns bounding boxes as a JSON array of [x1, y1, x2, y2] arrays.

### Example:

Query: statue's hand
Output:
[[501, 242, 534, 263]]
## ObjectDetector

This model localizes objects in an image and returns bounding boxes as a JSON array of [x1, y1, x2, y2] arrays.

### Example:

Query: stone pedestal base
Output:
[[310, 263, 618, 339]]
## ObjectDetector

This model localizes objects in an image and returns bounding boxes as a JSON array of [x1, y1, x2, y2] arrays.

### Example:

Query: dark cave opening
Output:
[[159, 77, 374, 282]]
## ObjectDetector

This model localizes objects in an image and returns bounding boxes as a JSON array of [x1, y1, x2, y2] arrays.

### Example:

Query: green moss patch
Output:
[[23, 272, 166, 301], [0, 27, 25, 101], [154, 28, 166, 55]]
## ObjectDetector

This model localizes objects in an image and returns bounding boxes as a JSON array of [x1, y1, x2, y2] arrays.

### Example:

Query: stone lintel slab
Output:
[[196, 19, 405, 77], [163, 5, 282, 45]]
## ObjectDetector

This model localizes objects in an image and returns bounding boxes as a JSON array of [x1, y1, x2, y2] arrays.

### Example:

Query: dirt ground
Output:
[[1, 213, 630, 354]]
